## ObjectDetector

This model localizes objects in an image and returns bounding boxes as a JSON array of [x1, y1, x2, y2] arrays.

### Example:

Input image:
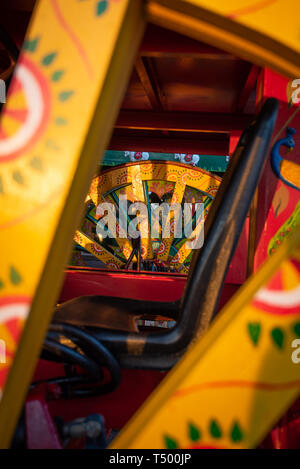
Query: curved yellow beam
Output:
[[148, 0, 300, 78]]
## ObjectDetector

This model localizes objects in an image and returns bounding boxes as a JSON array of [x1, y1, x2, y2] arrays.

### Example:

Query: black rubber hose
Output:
[[41, 323, 122, 396], [43, 338, 101, 381], [49, 323, 121, 392]]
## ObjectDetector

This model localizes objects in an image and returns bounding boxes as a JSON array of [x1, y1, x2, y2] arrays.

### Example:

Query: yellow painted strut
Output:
[[0, 0, 146, 448], [111, 224, 300, 449]]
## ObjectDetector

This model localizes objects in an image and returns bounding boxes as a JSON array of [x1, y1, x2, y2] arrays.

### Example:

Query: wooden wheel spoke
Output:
[[88, 191, 133, 260], [129, 165, 153, 260], [74, 230, 125, 269], [157, 179, 186, 262]]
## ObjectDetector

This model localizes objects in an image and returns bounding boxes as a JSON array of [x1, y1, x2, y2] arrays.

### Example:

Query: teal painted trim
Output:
[[102, 151, 228, 172]]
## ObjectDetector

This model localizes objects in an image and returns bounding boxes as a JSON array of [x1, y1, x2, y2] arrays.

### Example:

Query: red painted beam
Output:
[[108, 134, 228, 154], [140, 24, 235, 59], [115, 110, 253, 133], [59, 269, 241, 304], [229, 130, 242, 156], [237, 65, 260, 112]]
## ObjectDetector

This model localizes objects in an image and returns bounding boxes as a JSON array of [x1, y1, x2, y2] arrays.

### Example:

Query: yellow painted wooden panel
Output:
[[0, 0, 145, 447], [111, 225, 300, 449], [187, 0, 300, 55]]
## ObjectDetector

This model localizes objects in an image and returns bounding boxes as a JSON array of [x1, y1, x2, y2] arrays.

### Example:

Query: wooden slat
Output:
[[135, 56, 165, 110], [109, 134, 229, 155], [116, 110, 253, 133], [140, 24, 236, 58]]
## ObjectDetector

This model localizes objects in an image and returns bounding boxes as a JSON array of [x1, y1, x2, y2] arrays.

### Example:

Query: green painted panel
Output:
[[102, 151, 228, 173]]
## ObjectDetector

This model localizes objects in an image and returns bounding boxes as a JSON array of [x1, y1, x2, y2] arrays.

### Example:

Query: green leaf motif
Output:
[[23, 37, 39, 52], [0, 279, 4, 289], [96, 0, 108, 16], [293, 322, 300, 337], [271, 327, 285, 349], [51, 70, 64, 82], [0, 175, 3, 193], [59, 90, 74, 102], [42, 52, 57, 66], [12, 171, 24, 185], [188, 422, 201, 442], [230, 421, 244, 443], [164, 435, 178, 449], [29, 157, 43, 172], [247, 322, 261, 346], [209, 419, 222, 439], [10, 266, 22, 285], [46, 139, 60, 151], [55, 117, 67, 126]]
